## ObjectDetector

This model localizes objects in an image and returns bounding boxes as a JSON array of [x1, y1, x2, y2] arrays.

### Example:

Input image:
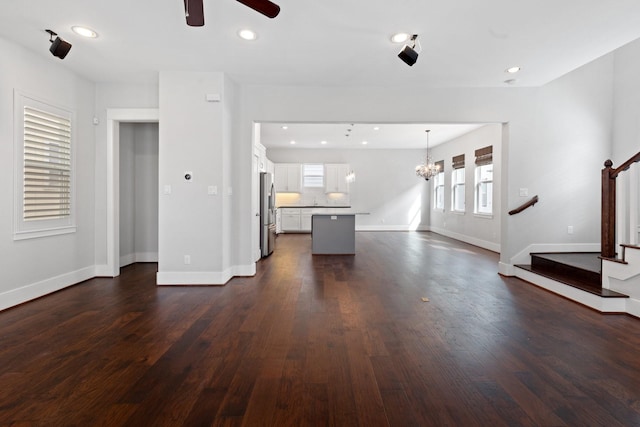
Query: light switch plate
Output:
[[208, 185, 217, 195], [163, 185, 172, 195], [519, 188, 529, 197]]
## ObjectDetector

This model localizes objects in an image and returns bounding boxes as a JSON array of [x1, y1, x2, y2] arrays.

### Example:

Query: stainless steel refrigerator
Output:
[[260, 172, 276, 257]]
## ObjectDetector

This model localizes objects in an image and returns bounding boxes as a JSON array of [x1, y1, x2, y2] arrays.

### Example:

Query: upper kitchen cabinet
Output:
[[274, 163, 301, 193], [325, 164, 350, 193]]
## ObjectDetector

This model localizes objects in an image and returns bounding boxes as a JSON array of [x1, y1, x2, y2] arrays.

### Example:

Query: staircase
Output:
[[510, 153, 640, 315], [514, 252, 629, 313]]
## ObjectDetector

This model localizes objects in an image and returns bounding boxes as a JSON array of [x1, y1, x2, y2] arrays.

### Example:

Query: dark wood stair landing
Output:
[[515, 252, 628, 298]]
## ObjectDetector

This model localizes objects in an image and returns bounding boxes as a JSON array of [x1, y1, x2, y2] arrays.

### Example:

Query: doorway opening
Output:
[[105, 108, 159, 277]]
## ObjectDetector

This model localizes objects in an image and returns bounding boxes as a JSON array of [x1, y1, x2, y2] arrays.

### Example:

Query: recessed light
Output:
[[506, 66, 521, 74], [238, 29, 257, 40], [362, 141, 368, 145], [71, 26, 97, 38], [373, 126, 380, 131], [321, 140, 327, 145], [281, 125, 288, 130], [290, 140, 296, 145], [391, 33, 410, 43]]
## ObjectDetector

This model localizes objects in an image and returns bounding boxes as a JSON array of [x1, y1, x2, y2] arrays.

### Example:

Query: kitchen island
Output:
[[311, 214, 356, 255]]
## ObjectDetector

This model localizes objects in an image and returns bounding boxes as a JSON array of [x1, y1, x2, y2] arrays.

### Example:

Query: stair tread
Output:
[[531, 252, 601, 273], [515, 264, 628, 298]]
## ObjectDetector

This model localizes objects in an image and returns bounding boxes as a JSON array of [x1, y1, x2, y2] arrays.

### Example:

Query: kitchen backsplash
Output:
[[276, 188, 350, 207]]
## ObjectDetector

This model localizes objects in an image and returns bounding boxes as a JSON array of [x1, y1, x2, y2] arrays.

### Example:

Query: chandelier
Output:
[[415, 129, 440, 180]]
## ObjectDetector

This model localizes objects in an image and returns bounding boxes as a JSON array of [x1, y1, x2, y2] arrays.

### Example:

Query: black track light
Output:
[[46, 29, 72, 59], [398, 34, 419, 66]]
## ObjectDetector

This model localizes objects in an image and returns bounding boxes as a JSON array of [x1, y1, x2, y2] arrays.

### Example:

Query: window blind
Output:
[[303, 163, 324, 187], [475, 146, 493, 166], [23, 107, 71, 221], [452, 154, 465, 169]]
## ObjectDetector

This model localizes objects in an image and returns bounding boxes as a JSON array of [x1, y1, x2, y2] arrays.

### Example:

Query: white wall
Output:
[[94, 82, 159, 269], [2, 31, 631, 311], [502, 54, 613, 268], [268, 149, 428, 230], [429, 124, 502, 251], [119, 123, 159, 267], [0, 36, 96, 310], [239, 52, 615, 270], [612, 38, 640, 164], [157, 71, 246, 285]]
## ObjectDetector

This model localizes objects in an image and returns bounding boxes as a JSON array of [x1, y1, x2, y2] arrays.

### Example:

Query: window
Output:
[[474, 146, 493, 215], [433, 160, 445, 210], [14, 92, 75, 239], [302, 163, 324, 187], [451, 154, 465, 212]]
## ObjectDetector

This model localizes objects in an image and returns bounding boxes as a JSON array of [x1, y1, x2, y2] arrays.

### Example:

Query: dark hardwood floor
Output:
[[2, 232, 640, 426]]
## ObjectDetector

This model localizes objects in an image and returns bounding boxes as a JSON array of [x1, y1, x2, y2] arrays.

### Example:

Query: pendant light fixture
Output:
[[415, 129, 440, 180]]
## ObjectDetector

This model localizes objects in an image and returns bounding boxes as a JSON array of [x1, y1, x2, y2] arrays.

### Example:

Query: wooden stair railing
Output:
[[509, 195, 539, 215], [602, 151, 640, 258]]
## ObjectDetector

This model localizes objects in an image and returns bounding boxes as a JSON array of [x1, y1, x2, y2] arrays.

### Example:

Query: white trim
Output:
[[135, 252, 159, 263], [498, 261, 515, 276], [157, 271, 232, 286], [120, 252, 159, 267], [120, 253, 136, 268], [105, 108, 159, 278], [356, 225, 430, 232], [625, 298, 640, 318], [429, 226, 500, 252], [157, 262, 257, 285], [0, 266, 95, 312], [13, 226, 76, 240], [94, 264, 112, 277], [515, 268, 627, 313], [14, 91, 77, 240], [233, 263, 257, 277]]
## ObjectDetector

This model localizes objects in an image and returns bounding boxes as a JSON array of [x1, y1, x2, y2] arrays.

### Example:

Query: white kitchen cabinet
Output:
[[274, 164, 301, 193], [281, 208, 301, 231], [325, 164, 350, 193]]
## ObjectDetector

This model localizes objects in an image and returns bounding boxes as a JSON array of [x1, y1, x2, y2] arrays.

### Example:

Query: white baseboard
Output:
[[156, 261, 258, 285], [120, 252, 159, 267], [120, 253, 136, 268], [94, 264, 113, 277], [625, 298, 640, 318], [356, 225, 430, 231], [429, 226, 500, 253], [0, 266, 95, 312], [498, 262, 515, 276], [156, 271, 229, 286], [233, 263, 257, 277], [135, 252, 158, 263]]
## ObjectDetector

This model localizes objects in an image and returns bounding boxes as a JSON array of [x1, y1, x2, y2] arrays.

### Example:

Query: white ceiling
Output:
[[1, 0, 640, 88], [2, 1, 639, 149], [260, 122, 487, 149]]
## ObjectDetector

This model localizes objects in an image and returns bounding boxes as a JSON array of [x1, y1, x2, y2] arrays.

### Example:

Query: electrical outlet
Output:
[[184, 255, 191, 265], [567, 226, 574, 235]]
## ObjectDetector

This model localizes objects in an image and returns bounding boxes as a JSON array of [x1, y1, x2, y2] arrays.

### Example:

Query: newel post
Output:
[[602, 159, 616, 258]]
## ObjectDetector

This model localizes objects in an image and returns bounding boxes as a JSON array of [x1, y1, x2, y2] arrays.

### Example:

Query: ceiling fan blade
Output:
[[184, 0, 205, 26], [236, 0, 280, 18]]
